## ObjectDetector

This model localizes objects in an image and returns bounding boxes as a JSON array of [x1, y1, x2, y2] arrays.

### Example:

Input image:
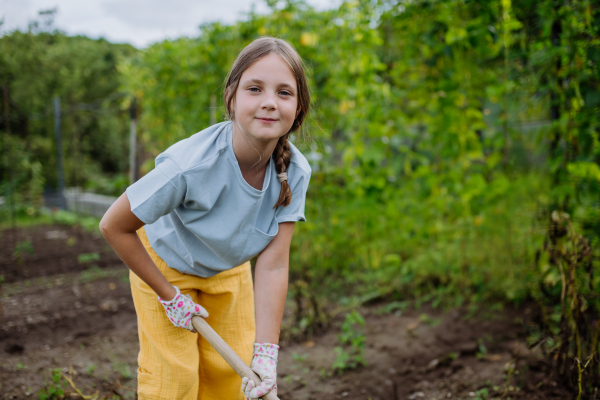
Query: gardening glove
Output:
[[241, 343, 279, 399], [157, 285, 208, 333]]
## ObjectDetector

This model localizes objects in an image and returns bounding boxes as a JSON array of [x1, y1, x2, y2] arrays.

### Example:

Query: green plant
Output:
[[37, 369, 66, 400], [77, 252, 100, 264], [532, 211, 600, 396], [474, 388, 489, 400], [476, 338, 489, 360], [332, 310, 367, 373], [85, 363, 96, 375], [292, 352, 308, 362], [113, 362, 133, 380], [13, 239, 34, 264], [14, 362, 27, 371], [374, 300, 409, 316], [282, 277, 329, 342], [419, 313, 442, 327], [51, 210, 79, 226]]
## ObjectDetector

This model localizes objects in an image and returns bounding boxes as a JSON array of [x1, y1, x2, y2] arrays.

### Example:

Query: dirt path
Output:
[[0, 225, 572, 399]]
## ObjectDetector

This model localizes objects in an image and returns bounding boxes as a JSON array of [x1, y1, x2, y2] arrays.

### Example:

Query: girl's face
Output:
[[232, 52, 300, 143]]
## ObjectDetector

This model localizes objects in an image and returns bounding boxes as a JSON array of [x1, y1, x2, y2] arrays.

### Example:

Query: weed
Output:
[[531, 211, 600, 395], [319, 367, 332, 380], [113, 362, 133, 380], [282, 277, 329, 342], [13, 239, 34, 263], [332, 310, 367, 373], [13, 362, 27, 371], [38, 368, 66, 400], [80, 266, 109, 283], [85, 363, 96, 375], [473, 388, 489, 399], [419, 313, 442, 327], [292, 352, 308, 362], [476, 338, 489, 359], [374, 300, 409, 316], [77, 252, 100, 264]]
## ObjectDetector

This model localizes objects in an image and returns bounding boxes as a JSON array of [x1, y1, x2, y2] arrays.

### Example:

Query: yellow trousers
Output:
[[131, 227, 255, 400]]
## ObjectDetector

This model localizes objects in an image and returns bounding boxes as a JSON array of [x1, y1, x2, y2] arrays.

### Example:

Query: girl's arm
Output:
[[99, 192, 177, 301], [253, 222, 295, 344]]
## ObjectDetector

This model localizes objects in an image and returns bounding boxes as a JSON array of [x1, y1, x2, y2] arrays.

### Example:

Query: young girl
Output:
[[100, 37, 311, 400]]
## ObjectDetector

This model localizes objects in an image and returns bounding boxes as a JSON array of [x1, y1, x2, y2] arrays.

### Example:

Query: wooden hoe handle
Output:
[[191, 316, 281, 400]]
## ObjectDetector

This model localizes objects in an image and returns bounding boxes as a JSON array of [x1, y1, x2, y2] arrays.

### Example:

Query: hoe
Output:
[[192, 316, 280, 400]]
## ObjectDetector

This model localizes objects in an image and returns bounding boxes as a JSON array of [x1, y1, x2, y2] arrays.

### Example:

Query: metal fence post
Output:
[[54, 96, 66, 209]]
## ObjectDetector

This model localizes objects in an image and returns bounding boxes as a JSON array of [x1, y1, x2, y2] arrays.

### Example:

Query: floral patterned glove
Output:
[[157, 285, 208, 333], [241, 343, 279, 399]]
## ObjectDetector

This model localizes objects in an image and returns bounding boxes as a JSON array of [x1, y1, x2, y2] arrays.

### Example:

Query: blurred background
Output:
[[1, 0, 599, 399]]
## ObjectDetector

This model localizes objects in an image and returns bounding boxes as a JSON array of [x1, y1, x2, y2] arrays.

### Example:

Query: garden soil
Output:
[[0, 225, 572, 399]]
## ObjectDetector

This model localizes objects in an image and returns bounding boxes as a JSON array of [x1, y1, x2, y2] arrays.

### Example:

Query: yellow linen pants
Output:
[[131, 227, 255, 400]]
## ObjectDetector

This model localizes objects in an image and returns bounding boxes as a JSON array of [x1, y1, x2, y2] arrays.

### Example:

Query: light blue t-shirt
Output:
[[126, 121, 311, 278]]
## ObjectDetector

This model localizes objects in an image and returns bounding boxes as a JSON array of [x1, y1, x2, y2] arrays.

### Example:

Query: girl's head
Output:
[[224, 37, 310, 207]]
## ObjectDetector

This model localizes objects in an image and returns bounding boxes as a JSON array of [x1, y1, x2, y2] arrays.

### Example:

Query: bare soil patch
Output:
[[1, 225, 120, 284], [0, 225, 572, 399]]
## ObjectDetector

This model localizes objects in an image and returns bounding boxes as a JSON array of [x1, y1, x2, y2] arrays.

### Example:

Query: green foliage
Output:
[[85, 363, 96, 375], [112, 362, 133, 380], [14, 362, 27, 371], [37, 369, 66, 400], [473, 388, 490, 400], [419, 313, 442, 327], [332, 310, 367, 373], [84, 173, 129, 197], [529, 211, 600, 393], [13, 238, 34, 263], [292, 352, 308, 362], [374, 300, 409, 316], [119, 0, 552, 308], [77, 252, 100, 264], [50, 210, 78, 226], [0, 16, 137, 202], [282, 277, 329, 342], [43, 208, 101, 233]]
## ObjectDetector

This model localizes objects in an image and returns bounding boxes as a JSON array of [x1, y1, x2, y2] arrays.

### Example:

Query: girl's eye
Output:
[[249, 87, 260, 92], [279, 91, 291, 96]]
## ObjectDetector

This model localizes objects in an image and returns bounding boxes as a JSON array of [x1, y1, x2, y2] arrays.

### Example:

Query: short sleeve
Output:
[[125, 157, 187, 225], [275, 169, 310, 224]]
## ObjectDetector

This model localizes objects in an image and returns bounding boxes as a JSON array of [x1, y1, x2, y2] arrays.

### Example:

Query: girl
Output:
[[99, 37, 311, 400]]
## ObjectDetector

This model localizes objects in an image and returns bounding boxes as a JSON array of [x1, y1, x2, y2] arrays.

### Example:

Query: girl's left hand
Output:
[[241, 343, 279, 399]]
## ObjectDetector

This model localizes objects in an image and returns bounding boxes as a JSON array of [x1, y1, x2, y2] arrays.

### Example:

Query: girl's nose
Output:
[[260, 93, 277, 110]]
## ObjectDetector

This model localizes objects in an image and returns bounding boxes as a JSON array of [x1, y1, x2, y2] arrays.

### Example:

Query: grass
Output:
[[0, 212, 54, 230], [0, 207, 101, 234]]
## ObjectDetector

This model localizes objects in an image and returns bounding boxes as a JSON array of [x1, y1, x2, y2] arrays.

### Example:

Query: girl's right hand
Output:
[[158, 285, 208, 332]]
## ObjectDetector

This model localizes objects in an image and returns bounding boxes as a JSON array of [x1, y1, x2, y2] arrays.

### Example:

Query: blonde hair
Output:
[[224, 37, 310, 208]]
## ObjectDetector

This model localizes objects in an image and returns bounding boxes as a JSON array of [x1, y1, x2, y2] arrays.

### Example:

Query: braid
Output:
[[273, 134, 292, 208]]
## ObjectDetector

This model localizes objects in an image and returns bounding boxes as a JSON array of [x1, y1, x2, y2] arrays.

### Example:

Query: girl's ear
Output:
[[295, 106, 301, 119]]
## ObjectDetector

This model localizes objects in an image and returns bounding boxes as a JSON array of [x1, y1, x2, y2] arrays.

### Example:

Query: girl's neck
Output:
[[231, 121, 278, 173]]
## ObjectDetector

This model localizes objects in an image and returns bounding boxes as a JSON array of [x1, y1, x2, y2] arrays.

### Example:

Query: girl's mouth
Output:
[[256, 117, 278, 123]]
